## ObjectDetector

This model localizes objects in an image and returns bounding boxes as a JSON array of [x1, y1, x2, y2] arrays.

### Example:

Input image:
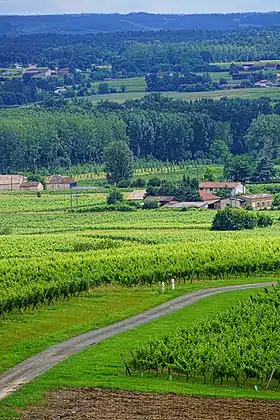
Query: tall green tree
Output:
[[224, 155, 254, 182], [104, 140, 134, 185]]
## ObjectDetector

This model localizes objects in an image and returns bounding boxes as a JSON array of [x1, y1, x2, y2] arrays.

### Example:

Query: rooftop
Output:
[[200, 191, 220, 201], [200, 182, 242, 189], [47, 175, 76, 185], [127, 190, 146, 200], [145, 196, 177, 203], [0, 175, 26, 185], [241, 194, 274, 200]]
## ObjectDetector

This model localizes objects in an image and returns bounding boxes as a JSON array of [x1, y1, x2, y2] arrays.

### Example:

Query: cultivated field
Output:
[[89, 87, 280, 103], [0, 190, 280, 418]]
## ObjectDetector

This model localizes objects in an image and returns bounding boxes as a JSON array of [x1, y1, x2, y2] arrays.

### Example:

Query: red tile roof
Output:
[[199, 182, 241, 189], [200, 191, 220, 201]]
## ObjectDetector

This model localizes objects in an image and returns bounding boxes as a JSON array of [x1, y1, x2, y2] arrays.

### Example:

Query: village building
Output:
[[199, 182, 245, 197], [240, 194, 274, 210], [46, 175, 77, 191], [0, 175, 27, 191], [145, 196, 178, 206], [20, 181, 44, 191], [127, 190, 147, 201]]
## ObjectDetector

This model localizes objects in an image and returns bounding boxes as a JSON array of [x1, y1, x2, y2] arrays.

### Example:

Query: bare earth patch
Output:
[[22, 388, 280, 420]]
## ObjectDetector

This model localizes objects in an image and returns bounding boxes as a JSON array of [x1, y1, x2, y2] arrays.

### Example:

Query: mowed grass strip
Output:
[[0, 278, 274, 375], [1, 287, 277, 419]]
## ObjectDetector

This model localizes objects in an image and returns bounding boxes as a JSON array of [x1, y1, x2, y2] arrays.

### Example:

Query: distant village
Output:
[[129, 182, 274, 210], [0, 174, 274, 211]]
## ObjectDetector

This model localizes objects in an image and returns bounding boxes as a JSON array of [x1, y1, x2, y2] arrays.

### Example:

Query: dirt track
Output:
[[0, 282, 275, 401], [22, 388, 280, 420]]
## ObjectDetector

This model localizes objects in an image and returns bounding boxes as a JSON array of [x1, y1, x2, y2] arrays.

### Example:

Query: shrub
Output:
[[212, 207, 257, 231], [107, 188, 124, 205], [257, 213, 273, 228], [142, 200, 159, 210], [130, 177, 146, 188], [0, 226, 12, 235], [117, 179, 130, 188]]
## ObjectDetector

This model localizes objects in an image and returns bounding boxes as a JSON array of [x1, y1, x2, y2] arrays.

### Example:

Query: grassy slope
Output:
[[0, 278, 274, 375], [1, 287, 277, 419]]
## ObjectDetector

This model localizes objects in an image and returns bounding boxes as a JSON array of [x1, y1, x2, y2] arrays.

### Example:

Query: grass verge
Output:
[[0, 284, 279, 419], [0, 277, 276, 375]]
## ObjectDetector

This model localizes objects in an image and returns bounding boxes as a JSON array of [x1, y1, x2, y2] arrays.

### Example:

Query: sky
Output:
[[0, 0, 279, 15]]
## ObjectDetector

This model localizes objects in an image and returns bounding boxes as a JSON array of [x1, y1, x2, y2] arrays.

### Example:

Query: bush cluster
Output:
[[212, 207, 273, 231]]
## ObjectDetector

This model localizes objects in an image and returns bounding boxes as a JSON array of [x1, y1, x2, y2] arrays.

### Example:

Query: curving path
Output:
[[0, 282, 275, 401]]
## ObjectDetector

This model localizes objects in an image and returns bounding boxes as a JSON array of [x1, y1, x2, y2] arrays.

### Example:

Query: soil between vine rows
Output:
[[22, 388, 280, 420]]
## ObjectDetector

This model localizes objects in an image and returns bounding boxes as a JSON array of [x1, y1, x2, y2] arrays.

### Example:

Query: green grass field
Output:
[[1, 287, 277, 419], [88, 87, 280, 104], [1, 277, 274, 376], [91, 76, 146, 92]]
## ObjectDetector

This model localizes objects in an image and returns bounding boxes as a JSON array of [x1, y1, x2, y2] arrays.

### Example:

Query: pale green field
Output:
[[92, 76, 146, 92], [89, 87, 280, 103]]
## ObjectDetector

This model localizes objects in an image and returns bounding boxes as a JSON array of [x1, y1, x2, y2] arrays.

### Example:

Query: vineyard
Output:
[[1, 235, 280, 318], [129, 286, 280, 390], [1, 190, 280, 318]]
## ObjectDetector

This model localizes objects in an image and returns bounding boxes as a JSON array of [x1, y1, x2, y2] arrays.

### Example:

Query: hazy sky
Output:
[[0, 0, 279, 15]]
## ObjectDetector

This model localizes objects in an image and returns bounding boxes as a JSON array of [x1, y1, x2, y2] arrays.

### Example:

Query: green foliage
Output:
[[129, 286, 280, 389], [104, 140, 134, 185], [215, 188, 231, 199], [107, 188, 124, 205], [257, 213, 273, 228], [212, 207, 258, 231], [147, 175, 201, 202], [224, 155, 254, 182], [203, 167, 217, 181], [142, 200, 159, 210]]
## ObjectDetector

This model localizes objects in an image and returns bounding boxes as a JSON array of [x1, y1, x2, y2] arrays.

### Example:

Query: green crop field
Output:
[[88, 87, 280, 104], [92, 76, 146, 92], [1, 287, 277, 419], [1, 187, 280, 417]]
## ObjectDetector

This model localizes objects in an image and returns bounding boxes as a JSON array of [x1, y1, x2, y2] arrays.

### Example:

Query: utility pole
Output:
[[75, 190, 78, 212], [70, 190, 73, 211]]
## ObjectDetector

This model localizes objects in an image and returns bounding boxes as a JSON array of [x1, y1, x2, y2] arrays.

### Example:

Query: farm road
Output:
[[0, 282, 275, 401]]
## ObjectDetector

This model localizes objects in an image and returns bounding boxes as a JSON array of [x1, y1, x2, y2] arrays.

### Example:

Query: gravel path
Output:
[[0, 282, 274, 401]]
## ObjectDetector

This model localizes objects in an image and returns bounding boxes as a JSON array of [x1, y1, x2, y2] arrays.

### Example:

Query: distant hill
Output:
[[1, 12, 280, 36]]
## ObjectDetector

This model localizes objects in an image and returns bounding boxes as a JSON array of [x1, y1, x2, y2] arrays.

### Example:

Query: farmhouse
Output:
[[0, 175, 27, 191], [199, 182, 245, 197], [20, 181, 44, 191], [240, 194, 274, 210], [46, 175, 77, 191]]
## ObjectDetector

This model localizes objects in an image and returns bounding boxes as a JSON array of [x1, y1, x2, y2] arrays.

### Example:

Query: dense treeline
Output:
[[1, 94, 280, 172], [0, 110, 128, 172], [2, 27, 280, 73], [2, 12, 280, 36]]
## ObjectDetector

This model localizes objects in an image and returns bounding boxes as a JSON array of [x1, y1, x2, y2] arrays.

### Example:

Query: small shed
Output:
[[46, 175, 76, 191], [127, 190, 147, 201], [145, 196, 178, 206], [20, 181, 44, 191]]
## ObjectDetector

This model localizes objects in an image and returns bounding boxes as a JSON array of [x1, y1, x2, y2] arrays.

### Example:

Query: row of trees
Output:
[[0, 96, 280, 176]]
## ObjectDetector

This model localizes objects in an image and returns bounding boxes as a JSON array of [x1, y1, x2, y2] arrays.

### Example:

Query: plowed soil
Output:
[[22, 387, 280, 420]]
